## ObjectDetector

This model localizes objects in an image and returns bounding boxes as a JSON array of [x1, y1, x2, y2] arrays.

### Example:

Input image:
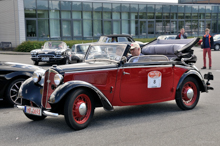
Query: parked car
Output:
[[17, 38, 213, 130], [98, 34, 147, 48], [71, 43, 90, 63], [200, 34, 220, 51], [30, 41, 72, 65], [157, 35, 177, 40], [0, 61, 43, 106]]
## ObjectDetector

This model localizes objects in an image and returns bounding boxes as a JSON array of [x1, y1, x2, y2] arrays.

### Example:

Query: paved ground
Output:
[[0, 47, 220, 146]]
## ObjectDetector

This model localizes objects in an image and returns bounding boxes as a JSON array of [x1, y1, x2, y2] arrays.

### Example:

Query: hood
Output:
[[52, 62, 118, 74], [0, 61, 41, 72]]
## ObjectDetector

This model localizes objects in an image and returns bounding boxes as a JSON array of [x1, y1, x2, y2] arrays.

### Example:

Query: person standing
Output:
[[176, 28, 187, 39], [201, 28, 214, 69]]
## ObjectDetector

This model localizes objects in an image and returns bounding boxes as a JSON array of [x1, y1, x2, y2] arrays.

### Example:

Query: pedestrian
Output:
[[176, 28, 187, 39], [201, 28, 214, 69]]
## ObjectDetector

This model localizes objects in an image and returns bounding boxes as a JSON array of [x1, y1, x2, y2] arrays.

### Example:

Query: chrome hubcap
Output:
[[215, 45, 219, 50], [79, 103, 87, 116], [186, 88, 194, 99]]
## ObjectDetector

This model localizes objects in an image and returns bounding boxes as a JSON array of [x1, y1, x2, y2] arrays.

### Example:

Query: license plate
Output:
[[42, 57, 49, 61], [25, 106, 42, 116]]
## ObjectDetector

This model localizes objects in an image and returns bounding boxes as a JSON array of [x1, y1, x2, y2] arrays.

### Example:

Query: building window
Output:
[[205, 13, 211, 19], [103, 12, 111, 19], [139, 5, 147, 12], [192, 13, 198, 19], [49, 10, 60, 19], [139, 12, 147, 19], [155, 13, 162, 19], [73, 20, 82, 36], [72, 11, 81, 19], [83, 20, 92, 37], [122, 12, 129, 19], [112, 3, 121, 11], [178, 13, 184, 19], [26, 20, 36, 37], [185, 13, 191, 19], [122, 4, 129, 12], [93, 12, 102, 19], [122, 20, 129, 34], [83, 3, 92, 11], [37, 10, 48, 18], [163, 13, 170, 19], [49, 1, 60, 10], [38, 19, 49, 38], [62, 20, 71, 37], [185, 20, 192, 36], [113, 21, 120, 34], [93, 3, 102, 11], [131, 12, 138, 19], [25, 10, 36, 18], [83, 12, 92, 19], [37, 0, 48, 9], [50, 19, 60, 38], [93, 20, 102, 36], [147, 13, 154, 19], [72, 2, 82, 11], [61, 11, 71, 19], [24, 0, 36, 9], [199, 13, 205, 19], [103, 21, 112, 35], [163, 20, 170, 34], [147, 5, 155, 12], [103, 3, 111, 11], [212, 20, 217, 33], [171, 21, 177, 34], [61, 1, 71, 10], [192, 20, 198, 36], [170, 13, 177, 19], [112, 12, 120, 19]]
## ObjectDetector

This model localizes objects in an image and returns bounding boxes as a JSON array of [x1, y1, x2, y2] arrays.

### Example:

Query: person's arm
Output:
[[210, 36, 214, 49]]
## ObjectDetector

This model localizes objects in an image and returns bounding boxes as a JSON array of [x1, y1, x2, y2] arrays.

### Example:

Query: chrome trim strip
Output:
[[17, 105, 25, 110], [65, 68, 118, 74], [122, 64, 173, 69], [43, 111, 59, 117]]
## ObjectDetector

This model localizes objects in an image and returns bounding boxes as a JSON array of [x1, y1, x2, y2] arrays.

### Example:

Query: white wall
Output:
[[0, 0, 21, 48]]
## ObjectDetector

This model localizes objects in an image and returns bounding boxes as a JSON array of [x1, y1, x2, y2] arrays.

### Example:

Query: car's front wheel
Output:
[[214, 44, 220, 51], [5, 78, 25, 106], [34, 61, 39, 65], [24, 112, 47, 121], [64, 89, 95, 130], [175, 77, 200, 110]]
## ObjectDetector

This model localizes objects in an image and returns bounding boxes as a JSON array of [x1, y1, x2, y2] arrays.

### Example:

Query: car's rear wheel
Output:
[[175, 77, 200, 110], [214, 44, 220, 51], [5, 78, 25, 106], [34, 61, 39, 65], [64, 89, 94, 130]]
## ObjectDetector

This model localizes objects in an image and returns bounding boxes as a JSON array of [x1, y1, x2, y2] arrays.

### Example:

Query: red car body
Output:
[[17, 39, 213, 130]]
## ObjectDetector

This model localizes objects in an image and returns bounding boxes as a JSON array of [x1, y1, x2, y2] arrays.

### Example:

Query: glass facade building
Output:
[[24, 0, 220, 41]]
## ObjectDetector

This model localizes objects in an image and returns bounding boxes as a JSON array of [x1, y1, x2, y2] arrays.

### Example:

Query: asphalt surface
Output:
[[0, 47, 220, 146]]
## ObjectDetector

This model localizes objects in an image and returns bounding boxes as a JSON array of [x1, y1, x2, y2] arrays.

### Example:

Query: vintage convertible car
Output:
[[0, 61, 42, 106], [17, 38, 213, 130], [30, 41, 72, 65]]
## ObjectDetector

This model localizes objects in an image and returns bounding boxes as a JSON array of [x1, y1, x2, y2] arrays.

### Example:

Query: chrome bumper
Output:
[[17, 105, 59, 117]]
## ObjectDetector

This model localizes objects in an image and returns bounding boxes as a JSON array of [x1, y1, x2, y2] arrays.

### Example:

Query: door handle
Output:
[[123, 72, 130, 75]]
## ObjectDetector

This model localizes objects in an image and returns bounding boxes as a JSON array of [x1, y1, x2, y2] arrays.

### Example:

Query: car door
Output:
[[119, 63, 174, 103]]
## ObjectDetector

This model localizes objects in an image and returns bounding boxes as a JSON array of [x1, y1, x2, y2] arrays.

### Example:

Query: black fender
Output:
[[48, 81, 114, 111], [4, 71, 32, 80], [176, 69, 207, 96], [18, 77, 43, 107]]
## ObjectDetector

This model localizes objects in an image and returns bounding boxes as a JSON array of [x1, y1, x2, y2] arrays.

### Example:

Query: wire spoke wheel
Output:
[[10, 81, 23, 104]]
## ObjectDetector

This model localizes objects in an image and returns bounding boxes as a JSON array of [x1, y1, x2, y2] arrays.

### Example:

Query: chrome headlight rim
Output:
[[32, 72, 41, 83], [55, 51, 62, 55], [54, 74, 63, 86]]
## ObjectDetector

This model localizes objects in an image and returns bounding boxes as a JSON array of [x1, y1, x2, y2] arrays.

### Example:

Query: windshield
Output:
[[98, 36, 108, 43], [85, 44, 127, 62], [74, 45, 89, 54], [44, 41, 66, 49], [213, 35, 220, 40]]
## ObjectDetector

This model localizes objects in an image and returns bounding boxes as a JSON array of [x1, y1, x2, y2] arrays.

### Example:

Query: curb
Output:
[[0, 52, 30, 55]]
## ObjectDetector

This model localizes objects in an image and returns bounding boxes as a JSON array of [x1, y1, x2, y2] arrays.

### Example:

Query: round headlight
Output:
[[54, 74, 63, 86], [32, 72, 41, 83]]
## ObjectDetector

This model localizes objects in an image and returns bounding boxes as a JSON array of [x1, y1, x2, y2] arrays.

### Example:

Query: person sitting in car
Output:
[[176, 28, 187, 39], [127, 42, 143, 63]]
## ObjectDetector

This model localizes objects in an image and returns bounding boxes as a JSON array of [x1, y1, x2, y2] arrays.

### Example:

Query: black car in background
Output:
[[212, 34, 220, 51], [71, 43, 90, 63], [30, 41, 72, 65], [0, 61, 43, 106]]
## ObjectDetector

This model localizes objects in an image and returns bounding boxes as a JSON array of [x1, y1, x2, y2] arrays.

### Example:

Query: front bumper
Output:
[[31, 56, 64, 62], [17, 105, 59, 117]]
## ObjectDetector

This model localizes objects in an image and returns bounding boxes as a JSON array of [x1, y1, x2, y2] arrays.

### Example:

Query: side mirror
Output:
[[121, 56, 127, 64]]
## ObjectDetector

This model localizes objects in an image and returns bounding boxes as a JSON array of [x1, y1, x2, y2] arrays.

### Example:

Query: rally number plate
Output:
[[25, 106, 42, 116], [42, 57, 49, 61]]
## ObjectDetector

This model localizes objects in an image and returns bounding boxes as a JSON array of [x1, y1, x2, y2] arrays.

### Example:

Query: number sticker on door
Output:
[[148, 71, 162, 88]]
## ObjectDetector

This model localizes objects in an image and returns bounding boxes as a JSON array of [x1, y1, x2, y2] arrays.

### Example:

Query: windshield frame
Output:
[[43, 41, 67, 49], [84, 44, 128, 63]]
